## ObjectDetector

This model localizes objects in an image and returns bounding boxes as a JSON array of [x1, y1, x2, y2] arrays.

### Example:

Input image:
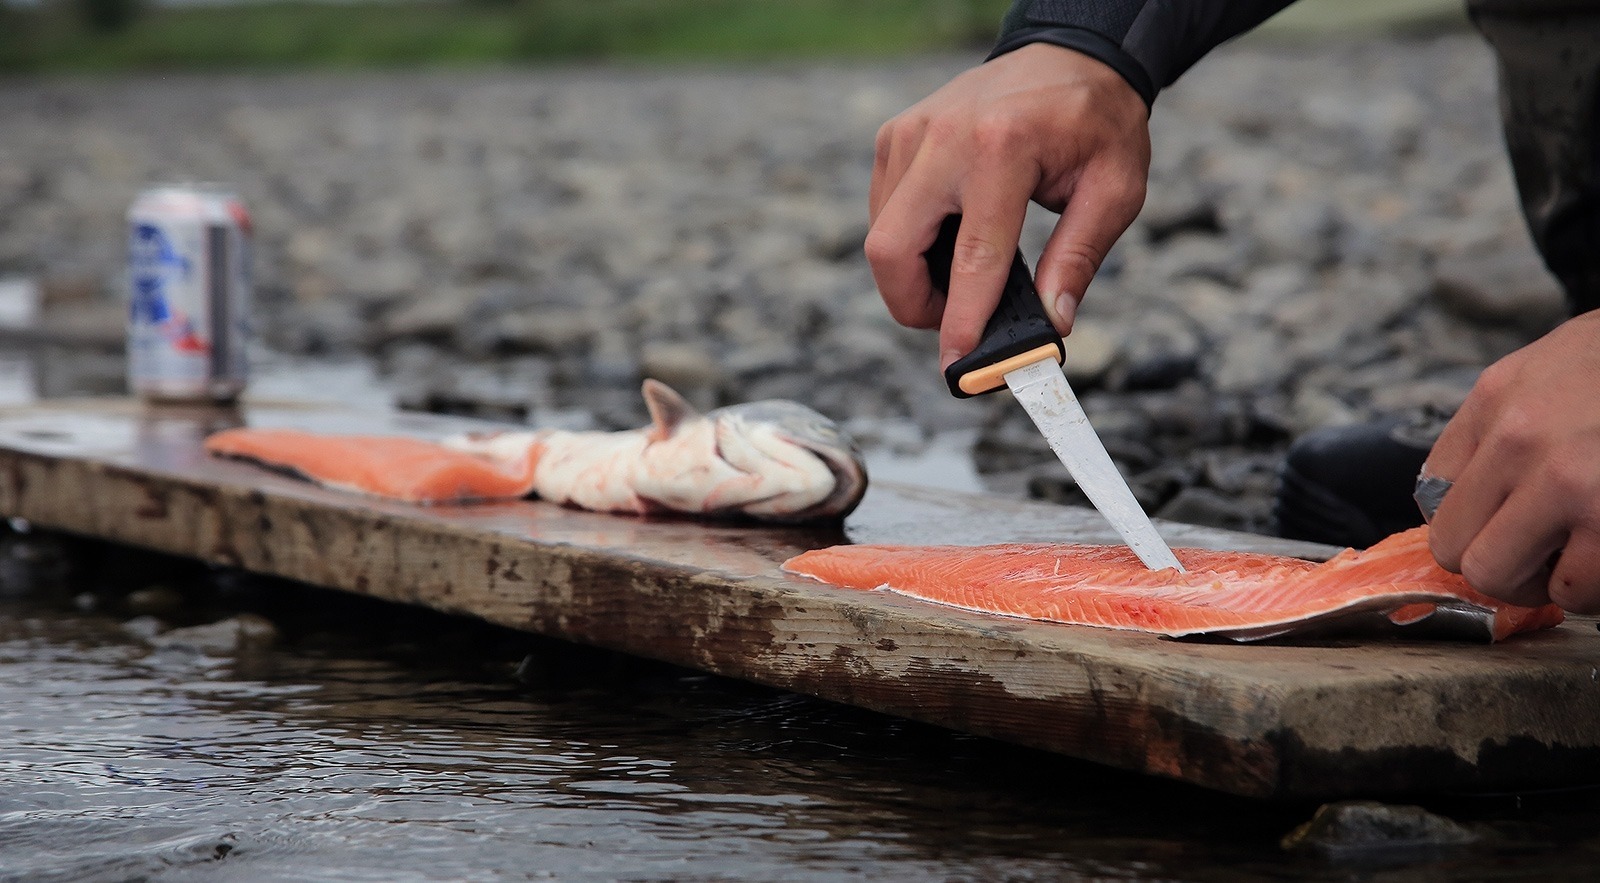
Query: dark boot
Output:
[[1274, 412, 1445, 549]]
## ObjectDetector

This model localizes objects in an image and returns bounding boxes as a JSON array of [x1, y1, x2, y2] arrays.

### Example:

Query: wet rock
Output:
[[36, 299, 125, 350], [724, 338, 804, 379], [1282, 800, 1480, 858], [1025, 464, 1088, 509], [0, 532, 74, 598], [1136, 180, 1221, 243], [1367, 376, 1473, 415], [125, 585, 185, 617], [29, 345, 128, 398], [638, 341, 725, 391], [1432, 245, 1567, 330], [122, 615, 167, 642], [973, 415, 1055, 475], [585, 330, 641, 387], [1157, 486, 1265, 533], [269, 300, 369, 355], [1246, 198, 1340, 267], [372, 291, 467, 348], [1286, 386, 1359, 435], [1202, 451, 1282, 499], [1062, 321, 1121, 387], [1129, 461, 1199, 512], [479, 308, 599, 356], [1143, 233, 1246, 285], [1110, 313, 1203, 392], [147, 614, 280, 655], [1210, 327, 1285, 394]]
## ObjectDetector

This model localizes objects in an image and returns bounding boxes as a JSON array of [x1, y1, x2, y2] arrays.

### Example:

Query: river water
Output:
[[4, 523, 1600, 882]]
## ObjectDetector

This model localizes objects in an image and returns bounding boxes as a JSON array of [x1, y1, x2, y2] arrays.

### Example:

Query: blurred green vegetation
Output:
[[1254, 0, 1466, 39], [0, 0, 1011, 73], [0, 0, 1470, 75]]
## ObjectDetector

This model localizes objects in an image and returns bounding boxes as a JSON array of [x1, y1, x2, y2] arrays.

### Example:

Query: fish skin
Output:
[[781, 526, 1565, 642], [205, 379, 867, 522]]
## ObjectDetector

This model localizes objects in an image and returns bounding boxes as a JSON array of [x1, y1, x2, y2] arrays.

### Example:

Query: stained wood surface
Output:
[[2, 398, 1598, 799]]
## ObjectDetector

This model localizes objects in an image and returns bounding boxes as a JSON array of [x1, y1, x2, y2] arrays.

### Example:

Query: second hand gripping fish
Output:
[[204, 379, 868, 522]]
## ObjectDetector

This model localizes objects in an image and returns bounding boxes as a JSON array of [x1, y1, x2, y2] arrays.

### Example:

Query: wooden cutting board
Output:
[[1, 398, 1597, 799]]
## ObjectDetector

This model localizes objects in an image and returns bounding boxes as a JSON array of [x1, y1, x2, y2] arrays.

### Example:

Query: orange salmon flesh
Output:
[[204, 429, 539, 503], [781, 526, 1564, 642]]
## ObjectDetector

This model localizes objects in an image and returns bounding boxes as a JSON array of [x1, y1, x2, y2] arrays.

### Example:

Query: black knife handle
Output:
[[923, 214, 1065, 398]]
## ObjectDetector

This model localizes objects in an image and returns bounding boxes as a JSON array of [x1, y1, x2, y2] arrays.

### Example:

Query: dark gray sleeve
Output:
[[990, 0, 1301, 106]]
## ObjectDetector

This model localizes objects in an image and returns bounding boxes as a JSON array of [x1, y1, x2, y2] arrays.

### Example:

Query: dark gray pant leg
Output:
[[1468, 0, 1600, 314]]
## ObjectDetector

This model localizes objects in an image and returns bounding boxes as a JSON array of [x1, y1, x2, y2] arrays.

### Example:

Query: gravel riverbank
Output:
[[0, 33, 1564, 535]]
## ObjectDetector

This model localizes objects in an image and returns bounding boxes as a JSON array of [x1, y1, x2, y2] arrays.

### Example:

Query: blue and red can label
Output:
[[127, 185, 252, 402]]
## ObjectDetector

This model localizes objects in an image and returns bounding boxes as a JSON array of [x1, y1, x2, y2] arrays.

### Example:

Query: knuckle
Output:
[[1484, 402, 1540, 459], [968, 112, 1027, 156], [949, 237, 1007, 276], [1472, 360, 1515, 401], [920, 114, 964, 151], [1429, 531, 1462, 573], [861, 226, 901, 267], [873, 124, 895, 164], [874, 111, 926, 161], [1458, 548, 1508, 598], [1053, 242, 1105, 283]]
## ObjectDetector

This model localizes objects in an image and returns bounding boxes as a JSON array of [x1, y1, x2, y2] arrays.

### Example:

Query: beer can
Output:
[[127, 184, 252, 403]]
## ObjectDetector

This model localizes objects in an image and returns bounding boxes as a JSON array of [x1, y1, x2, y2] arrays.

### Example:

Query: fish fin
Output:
[[641, 379, 699, 442]]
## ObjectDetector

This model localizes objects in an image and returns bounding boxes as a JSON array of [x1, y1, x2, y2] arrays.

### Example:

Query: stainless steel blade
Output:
[[1004, 358, 1184, 572]]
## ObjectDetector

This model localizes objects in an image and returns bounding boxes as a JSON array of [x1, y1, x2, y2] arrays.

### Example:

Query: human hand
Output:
[[1426, 311, 1600, 612], [865, 43, 1151, 370]]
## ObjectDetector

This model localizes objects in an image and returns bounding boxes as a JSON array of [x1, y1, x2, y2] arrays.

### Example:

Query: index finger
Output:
[[937, 169, 1037, 369]]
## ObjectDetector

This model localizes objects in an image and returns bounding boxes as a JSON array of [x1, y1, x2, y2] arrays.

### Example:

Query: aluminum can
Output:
[[127, 184, 252, 403]]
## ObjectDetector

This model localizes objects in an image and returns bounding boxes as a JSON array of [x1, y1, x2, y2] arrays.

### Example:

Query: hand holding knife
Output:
[[924, 215, 1183, 572]]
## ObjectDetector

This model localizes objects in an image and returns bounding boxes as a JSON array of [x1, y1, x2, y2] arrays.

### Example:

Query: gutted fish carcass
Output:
[[204, 379, 867, 522], [443, 379, 868, 521]]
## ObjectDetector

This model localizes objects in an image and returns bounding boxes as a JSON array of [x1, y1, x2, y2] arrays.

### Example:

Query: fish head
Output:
[[714, 398, 868, 521]]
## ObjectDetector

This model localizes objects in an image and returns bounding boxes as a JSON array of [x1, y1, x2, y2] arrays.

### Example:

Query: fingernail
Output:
[[939, 349, 962, 371], [1050, 291, 1077, 332]]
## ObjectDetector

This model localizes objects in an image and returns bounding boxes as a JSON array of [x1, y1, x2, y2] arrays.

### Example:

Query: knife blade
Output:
[[924, 215, 1184, 572]]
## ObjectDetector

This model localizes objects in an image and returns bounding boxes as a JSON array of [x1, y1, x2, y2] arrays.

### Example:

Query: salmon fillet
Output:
[[205, 429, 539, 504], [781, 526, 1564, 642]]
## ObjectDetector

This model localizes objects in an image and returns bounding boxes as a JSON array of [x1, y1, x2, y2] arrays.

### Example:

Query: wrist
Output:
[[990, 26, 1156, 109]]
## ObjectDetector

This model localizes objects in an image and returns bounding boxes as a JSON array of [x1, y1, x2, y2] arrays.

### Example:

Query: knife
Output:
[[924, 215, 1183, 572]]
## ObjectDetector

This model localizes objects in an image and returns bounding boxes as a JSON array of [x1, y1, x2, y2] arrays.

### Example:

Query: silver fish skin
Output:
[[443, 379, 867, 522]]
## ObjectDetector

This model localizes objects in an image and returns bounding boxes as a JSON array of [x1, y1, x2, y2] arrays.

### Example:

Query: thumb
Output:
[[1033, 169, 1145, 336]]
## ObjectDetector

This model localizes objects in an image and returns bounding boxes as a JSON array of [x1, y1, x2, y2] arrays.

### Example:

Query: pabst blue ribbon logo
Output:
[[129, 223, 188, 323]]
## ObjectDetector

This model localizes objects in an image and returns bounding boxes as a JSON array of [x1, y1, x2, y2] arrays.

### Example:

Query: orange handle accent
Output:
[[955, 343, 1065, 396]]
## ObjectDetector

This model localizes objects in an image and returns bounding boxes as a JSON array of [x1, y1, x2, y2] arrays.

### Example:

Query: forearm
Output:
[[992, 0, 1300, 106]]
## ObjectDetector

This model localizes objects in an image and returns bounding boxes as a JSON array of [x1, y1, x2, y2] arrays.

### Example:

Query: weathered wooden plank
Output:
[[2, 398, 1599, 799]]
